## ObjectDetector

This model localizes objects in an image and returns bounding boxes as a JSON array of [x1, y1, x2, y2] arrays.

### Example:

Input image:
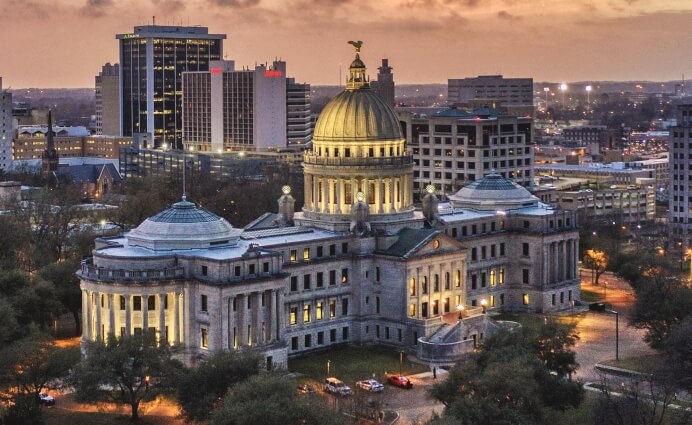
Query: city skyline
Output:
[[0, 0, 691, 88]]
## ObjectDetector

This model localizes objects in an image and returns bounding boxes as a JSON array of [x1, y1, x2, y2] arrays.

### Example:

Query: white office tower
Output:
[[183, 60, 291, 152], [286, 78, 312, 146]]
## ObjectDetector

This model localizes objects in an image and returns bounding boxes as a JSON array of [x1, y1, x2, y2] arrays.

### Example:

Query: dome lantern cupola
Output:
[[346, 40, 368, 90]]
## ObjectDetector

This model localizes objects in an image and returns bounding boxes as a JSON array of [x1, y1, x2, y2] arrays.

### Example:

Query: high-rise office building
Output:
[[95, 63, 120, 136], [183, 60, 309, 152], [670, 104, 692, 244], [286, 78, 312, 146], [0, 77, 13, 170], [117, 25, 225, 149], [371, 58, 395, 107]]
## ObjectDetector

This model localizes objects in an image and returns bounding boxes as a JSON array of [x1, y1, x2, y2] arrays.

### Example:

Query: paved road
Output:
[[570, 273, 654, 382]]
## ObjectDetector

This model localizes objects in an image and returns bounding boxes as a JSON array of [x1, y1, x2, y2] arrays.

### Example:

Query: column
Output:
[[237, 294, 246, 347], [276, 290, 285, 341], [124, 295, 132, 337], [81, 290, 89, 339], [335, 179, 342, 214], [363, 177, 369, 206], [158, 293, 166, 344], [108, 293, 116, 339], [561, 241, 567, 281], [268, 290, 276, 342], [94, 292, 102, 341], [183, 287, 191, 348], [227, 296, 235, 349], [389, 178, 397, 212], [252, 292, 261, 344], [173, 292, 180, 344], [313, 175, 319, 212], [321, 178, 329, 213], [351, 177, 357, 207], [142, 294, 149, 332], [377, 176, 384, 213], [305, 175, 313, 209]]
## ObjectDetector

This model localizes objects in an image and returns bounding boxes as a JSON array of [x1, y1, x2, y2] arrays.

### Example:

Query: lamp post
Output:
[[457, 304, 464, 320], [399, 351, 404, 377], [585, 85, 592, 106], [560, 83, 567, 105], [603, 280, 607, 301], [480, 299, 488, 314], [326, 360, 331, 378], [605, 309, 619, 361]]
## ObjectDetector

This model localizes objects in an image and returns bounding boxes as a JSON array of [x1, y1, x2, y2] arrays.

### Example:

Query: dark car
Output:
[[386, 375, 413, 389], [297, 384, 316, 395], [38, 393, 55, 406]]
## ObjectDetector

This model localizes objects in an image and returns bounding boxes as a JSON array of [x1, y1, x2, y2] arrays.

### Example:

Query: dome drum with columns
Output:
[[297, 44, 418, 232]]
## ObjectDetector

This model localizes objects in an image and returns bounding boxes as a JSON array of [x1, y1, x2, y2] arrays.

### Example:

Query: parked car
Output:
[[38, 393, 55, 406], [297, 384, 316, 395], [355, 379, 384, 393], [324, 377, 353, 397], [386, 374, 413, 389]]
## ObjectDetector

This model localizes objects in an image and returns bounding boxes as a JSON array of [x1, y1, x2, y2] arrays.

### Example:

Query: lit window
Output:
[[303, 248, 310, 260], [201, 328, 208, 348], [409, 304, 416, 317], [490, 270, 496, 287], [456, 270, 461, 287], [316, 301, 323, 320], [523, 294, 530, 305], [290, 307, 297, 325], [499, 268, 505, 284], [290, 250, 297, 262], [409, 277, 416, 296], [303, 304, 311, 323], [329, 300, 336, 318]]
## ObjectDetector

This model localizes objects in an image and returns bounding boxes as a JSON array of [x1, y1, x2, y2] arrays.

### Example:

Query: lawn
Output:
[[288, 345, 428, 386], [601, 354, 665, 374], [43, 410, 183, 425], [580, 288, 604, 302]]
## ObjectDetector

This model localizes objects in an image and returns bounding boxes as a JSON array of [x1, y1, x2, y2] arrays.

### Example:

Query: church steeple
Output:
[[346, 40, 369, 91], [41, 110, 59, 177]]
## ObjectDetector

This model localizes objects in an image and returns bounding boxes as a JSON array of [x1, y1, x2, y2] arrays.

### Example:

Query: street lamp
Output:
[[480, 299, 488, 314], [326, 360, 331, 378], [603, 281, 607, 301], [399, 351, 404, 376], [585, 85, 592, 105], [457, 304, 464, 320], [605, 309, 619, 361], [560, 83, 568, 105]]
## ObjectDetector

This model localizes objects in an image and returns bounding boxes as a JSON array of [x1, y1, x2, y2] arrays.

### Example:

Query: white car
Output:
[[324, 377, 352, 397], [356, 379, 384, 393], [38, 393, 55, 406]]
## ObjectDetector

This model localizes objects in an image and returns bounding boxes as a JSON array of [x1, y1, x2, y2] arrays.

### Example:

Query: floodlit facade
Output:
[[95, 63, 120, 136], [80, 46, 579, 367]]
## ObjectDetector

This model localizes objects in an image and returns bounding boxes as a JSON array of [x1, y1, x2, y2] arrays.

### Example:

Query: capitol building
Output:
[[79, 46, 580, 368]]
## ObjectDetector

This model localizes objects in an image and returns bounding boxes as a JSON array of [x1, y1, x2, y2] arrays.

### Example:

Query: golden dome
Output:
[[313, 84, 402, 143]]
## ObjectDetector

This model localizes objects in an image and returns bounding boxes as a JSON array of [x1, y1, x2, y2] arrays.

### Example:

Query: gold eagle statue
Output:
[[348, 40, 363, 53]]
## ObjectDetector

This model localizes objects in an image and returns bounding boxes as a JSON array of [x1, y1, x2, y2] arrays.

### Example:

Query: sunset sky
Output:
[[1, 0, 691, 88]]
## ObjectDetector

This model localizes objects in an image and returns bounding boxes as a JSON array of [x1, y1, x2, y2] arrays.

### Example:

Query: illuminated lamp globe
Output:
[[282, 185, 292, 195], [425, 184, 436, 195], [356, 192, 365, 202]]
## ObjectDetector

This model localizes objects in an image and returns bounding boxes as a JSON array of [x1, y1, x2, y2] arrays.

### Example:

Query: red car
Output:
[[386, 374, 413, 389]]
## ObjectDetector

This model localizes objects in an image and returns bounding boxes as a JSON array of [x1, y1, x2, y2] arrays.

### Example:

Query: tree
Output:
[[663, 316, 692, 393], [71, 331, 182, 421], [38, 260, 83, 335], [176, 351, 260, 422], [629, 274, 692, 349], [0, 270, 61, 337], [0, 332, 79, 397], [429, 323, 583, 425], [211, 374, 346, 425], [583, 249, 608, 285]]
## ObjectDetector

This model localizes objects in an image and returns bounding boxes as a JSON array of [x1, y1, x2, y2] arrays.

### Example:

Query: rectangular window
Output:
[[303, 304, 311, 323], [316, 272, 324, 288], [317, 246, 323, 257], [523, 294, 530, 305], [409, 303, 416, 317], [290, 250, 297, 262], [303, 248, 310, 260], [456, 270, 461, 287], [263, 262, 269, 273], [201, 265, 208, 276], [522, 269, 530, 284], [376, 297, 380, 314], [291, 337, 298, 350], [481, 246, 487, 260], [490, 270, 496, 286], [291, 276, 298, 292], [341, 269, 349, 283], [342, 242, 348, 254], [290, 307, 298, 325], [385, 327, 390, 339], [329, 270, 336, 285], [552, 294, 556, 306], [398, 328, 403, 342], [376, 267, 380, 282], [330, 329, 336, 342], [120, 295, 126, 310], [201, 328, 208, 348], [317, 331, 324, 345], [490, 295, 496, 307], [305, 334, 312, 348], [409, 278, 416, 296], [499, 268, 505, 284], [316, 301, 324, 320], [522, 243, 529, 256], [303, 274, 311, 290], [133, 296, 142, 311], [471, 248, 477, 261], [201, 295, 208, 312], [500, 243, 505, 256], [249, 264, 255, 275], [329, 244, 336, 255], [342, 327, 349, 340], [329, 299, 336, 318], [342, 298, 349, 316], [234, 266, 241, 277], [471, 274, 477, 290], [490, 245, 496, 258]]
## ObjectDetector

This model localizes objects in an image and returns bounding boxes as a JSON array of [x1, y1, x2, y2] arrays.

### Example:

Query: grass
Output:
[[542, 390, 597, 425], [580, 288, 604, 302], [43, 410, 179, 425], [288, 345, 428, 386], [601, 354, 665, 374]]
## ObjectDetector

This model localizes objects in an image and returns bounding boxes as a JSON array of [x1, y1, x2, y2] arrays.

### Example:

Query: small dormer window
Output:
[[201, 265, 208, 276]]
